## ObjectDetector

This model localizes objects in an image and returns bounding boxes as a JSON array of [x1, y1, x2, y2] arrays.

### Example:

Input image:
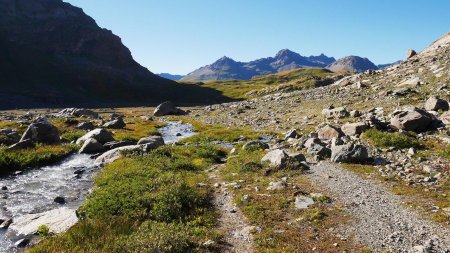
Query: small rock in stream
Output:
[[15, 238, 30, 248], [54, 196, 66, 204], [1, 186, 7, 190], [0, 218, 12, 229]]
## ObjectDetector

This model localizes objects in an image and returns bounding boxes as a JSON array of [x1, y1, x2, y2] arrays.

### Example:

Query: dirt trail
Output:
[[308, 162, 450, 253], [207, 164, 254, 253]]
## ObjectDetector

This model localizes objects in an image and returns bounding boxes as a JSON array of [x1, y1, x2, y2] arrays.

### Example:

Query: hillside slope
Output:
[[0, 0, 229, 109], [327, 56, 378, 73]]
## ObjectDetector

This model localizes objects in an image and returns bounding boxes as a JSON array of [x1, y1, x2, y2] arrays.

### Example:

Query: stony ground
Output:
[[208, 164, 254, 253], [308, 162, 450, 253]]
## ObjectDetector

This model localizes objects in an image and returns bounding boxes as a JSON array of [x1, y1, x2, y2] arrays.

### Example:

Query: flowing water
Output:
[[0, 121, 194, 252]]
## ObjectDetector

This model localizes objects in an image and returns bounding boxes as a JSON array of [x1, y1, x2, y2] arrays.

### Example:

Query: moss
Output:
[[362, 129, 423, 149]]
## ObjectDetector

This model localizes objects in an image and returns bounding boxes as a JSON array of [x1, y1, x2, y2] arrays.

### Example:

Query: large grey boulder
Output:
[[331, 144, 369, 163], [79, 138, 104, 154], [20, 118, 60, 144], [76, 128, 114, 145], [9, 208, 78, 236], [390, 107, 433, 132], [76, 122, 95, 130], [0, 129, 20, 145], [153, 101, 185, 116], [103, 118, 126, 129], [318, 125, 344, 140], [424, 96, 449, 111], [341, 122, 369, 136]]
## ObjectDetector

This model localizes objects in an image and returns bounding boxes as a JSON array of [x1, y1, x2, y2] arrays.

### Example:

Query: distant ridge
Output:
[[158, 73, 184, 81], [181, 49, 336, 81]]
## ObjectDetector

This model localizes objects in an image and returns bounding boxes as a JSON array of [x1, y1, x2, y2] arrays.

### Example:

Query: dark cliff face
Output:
[[0, 0, 228, 109]]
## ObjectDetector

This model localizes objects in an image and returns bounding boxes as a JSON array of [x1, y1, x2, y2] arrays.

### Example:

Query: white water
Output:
[[0, 121, 194, 252]]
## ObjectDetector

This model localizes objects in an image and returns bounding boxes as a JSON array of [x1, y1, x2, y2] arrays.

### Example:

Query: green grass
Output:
[[361, 129, 423, 149], [30, 145, 226, 253], [0, 144, 77, 174], [186, 68, 343, 99]]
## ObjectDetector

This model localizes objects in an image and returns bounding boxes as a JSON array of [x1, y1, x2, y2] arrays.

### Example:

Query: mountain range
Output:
[[179, 50, 398, 81], [0, 0, 228, 109], [180, 49, 336, 81]]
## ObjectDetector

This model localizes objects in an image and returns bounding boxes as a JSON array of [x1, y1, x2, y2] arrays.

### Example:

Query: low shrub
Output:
[[362, 129, 423, 149]]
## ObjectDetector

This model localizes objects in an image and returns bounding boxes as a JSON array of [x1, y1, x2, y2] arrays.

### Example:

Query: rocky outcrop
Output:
[[390, 107, 433, 132], [153, 101, 185, 116], [137, 136, 165, 147], [56, 108, 99, 119], [20, 118, 60, 144], [7, 139, 35, 150], [261, 149, 305, 169]]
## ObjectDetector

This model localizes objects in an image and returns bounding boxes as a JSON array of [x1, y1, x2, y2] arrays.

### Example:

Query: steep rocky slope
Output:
[[327, 55, 378, 73], [181, 49, 336, 81], [0, 0, 228, 109]]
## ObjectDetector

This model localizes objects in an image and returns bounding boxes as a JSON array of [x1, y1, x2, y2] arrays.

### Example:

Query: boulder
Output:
[[307, 143, 331, 159], [295, 196, 315, 209], [322, 107, 349, 119], [440, 111, 450, 125], [76, 122, 95, 130], [56, 108, 99, 119], [20, 118, 60, 144], [318, 125, 344, 140], [331, 144, 369, 163], [95, 145, 143, 165], [153, 101, 185, 116], [79, 138, 104, 154], [406, 49, 417, 59], [137, 136, 165, 150], [103, 118, 126, 129], [424, 96, 449, 111], [261, 149, 305, 169], [390, 107, 433, 132], [303, 138, 323, 149], [0, 128, 20, 145], [76, 128, 114, 145], [15, 238, 30, 248], [341, 122, 369, 136], [9, 208, 78, 236], [242, 140, 269, 151]]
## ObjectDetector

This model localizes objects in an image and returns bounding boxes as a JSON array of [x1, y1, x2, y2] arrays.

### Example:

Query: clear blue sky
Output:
[[65, 0, 450, 74]]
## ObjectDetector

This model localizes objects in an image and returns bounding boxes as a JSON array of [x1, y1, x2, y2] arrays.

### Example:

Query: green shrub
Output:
[[37, 225, 50, 238], [362, 129, 423, 149], [0, 144, 77, 174]]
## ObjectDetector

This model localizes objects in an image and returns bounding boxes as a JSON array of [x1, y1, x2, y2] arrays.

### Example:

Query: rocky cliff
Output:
[[0, 0, 227, 109]]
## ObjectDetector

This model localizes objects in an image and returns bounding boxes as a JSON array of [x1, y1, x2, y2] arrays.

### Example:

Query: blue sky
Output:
[[65, 0, 450, 74]]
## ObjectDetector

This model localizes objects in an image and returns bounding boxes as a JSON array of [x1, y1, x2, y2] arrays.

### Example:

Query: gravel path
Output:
[[308, 162, 450, 253], [207, 164, 254, 253]]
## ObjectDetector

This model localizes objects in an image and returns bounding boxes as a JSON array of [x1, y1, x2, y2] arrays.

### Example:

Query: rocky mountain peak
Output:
[[327, 55, 378, 73]]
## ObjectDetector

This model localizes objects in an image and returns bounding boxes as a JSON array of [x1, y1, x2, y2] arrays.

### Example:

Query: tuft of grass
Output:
[[60, 130, 86, 142], [37, 225, 50, 238], [111, 119, 165, 142], [31, 144, 226, 252], [362, 129, 423, 149], [301, 207, 327, 223], [0, 144, 77, 174]]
